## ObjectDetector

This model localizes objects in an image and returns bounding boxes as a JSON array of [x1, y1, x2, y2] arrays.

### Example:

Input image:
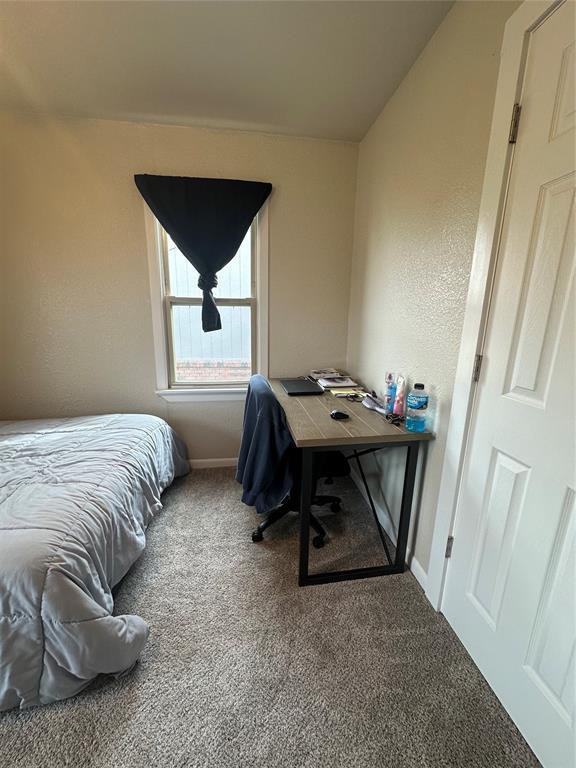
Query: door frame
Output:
[[425, 0, 566, 610]]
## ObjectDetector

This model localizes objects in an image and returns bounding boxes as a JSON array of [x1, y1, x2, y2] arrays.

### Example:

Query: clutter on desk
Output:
[[361, 393, 388, 416], [311, 369, 429, 434], [393, 375, 406, 416], [405, 384, 429, 433], [310, 369, 359, 389], [331, 388, 369, 397], [379, 374, 430, 432], [317, 376, 358, 389], [384, 372, 408, 417], [309, 368, 341, 380], [384, 372, 397, 414]]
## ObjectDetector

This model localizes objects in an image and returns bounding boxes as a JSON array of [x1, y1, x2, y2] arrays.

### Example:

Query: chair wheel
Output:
[[330, 502, 341, 513], [252, 530, 263, 542], [312, 535, 325, 549]]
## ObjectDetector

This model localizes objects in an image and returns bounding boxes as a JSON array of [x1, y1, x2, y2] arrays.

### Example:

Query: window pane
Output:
[[167, 228, 252, 299], [172, 305, 252, 383]]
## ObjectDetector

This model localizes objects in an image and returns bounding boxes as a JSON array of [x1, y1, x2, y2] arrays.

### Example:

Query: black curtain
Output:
[[135, 174, 272, 331]]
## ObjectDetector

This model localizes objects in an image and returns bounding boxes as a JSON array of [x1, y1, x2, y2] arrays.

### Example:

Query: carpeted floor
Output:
[[1, 469, 540, 768]]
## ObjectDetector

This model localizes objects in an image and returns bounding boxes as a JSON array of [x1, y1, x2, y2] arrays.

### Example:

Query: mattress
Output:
[[0, 413, 189, 711]]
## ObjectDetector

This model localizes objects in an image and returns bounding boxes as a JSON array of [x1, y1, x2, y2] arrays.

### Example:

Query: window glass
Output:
[[171, 305, 252, 384], [167, 229, 252, 299]]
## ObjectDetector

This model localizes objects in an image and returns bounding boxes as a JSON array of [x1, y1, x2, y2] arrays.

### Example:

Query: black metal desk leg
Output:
[[298, 448, 313, 586], [394, 442, 420, 570]]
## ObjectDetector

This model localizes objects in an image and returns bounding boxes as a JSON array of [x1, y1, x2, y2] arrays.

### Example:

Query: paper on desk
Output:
[[318, 376, 358, 388], [309, 368, 341, 380], [362, 394, 387, 416]]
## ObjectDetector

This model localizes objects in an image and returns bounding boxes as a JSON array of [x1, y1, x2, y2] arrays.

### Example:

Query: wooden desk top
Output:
[[270, 379, 434, 449]]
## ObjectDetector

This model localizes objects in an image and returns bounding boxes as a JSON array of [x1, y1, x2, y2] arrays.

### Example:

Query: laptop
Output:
[[280, 377, 324, 396]]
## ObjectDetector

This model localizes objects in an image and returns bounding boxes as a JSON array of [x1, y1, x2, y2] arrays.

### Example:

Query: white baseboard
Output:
[[407, 554, 427, 592], [349, 466, 428, 595], [189, 458, 237, 469]]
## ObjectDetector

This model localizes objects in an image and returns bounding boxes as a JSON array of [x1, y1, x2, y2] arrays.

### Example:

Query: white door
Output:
[[442, 2, 575, 767]]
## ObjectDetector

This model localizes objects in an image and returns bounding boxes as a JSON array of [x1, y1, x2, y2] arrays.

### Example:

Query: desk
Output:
[[269, 379, 433, 587]]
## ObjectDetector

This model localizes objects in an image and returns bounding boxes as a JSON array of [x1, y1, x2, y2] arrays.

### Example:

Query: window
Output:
[[145, 207, 268, 401]]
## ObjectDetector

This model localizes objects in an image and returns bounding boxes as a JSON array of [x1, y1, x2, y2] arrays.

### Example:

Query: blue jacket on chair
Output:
[[236, 375, 295, 514]]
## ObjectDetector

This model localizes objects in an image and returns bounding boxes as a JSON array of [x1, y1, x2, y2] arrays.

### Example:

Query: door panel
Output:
[[442, 3, 575, 766], [505, 172, 574, 405], [524, 487, 575, 726], [550, 41, 574, 140], [468, 449, 530, 629]]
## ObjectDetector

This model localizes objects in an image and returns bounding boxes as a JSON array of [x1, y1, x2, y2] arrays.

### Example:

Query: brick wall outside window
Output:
[[175, 359, 251, 383]]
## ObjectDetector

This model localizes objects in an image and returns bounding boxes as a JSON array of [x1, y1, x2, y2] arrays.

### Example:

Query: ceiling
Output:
[[0, 1, 453, 142]]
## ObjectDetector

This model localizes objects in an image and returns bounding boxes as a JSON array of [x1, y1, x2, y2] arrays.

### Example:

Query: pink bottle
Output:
[[393, 375, 406, 416]]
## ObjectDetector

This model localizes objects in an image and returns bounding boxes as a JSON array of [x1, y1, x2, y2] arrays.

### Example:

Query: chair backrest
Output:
[[236, 375, 295, 513], [244, 374, 279, 417]]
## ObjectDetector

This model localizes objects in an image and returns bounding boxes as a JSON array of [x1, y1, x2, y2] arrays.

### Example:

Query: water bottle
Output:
[[405, 383, 428, 432], [384, 372, 396, 414]]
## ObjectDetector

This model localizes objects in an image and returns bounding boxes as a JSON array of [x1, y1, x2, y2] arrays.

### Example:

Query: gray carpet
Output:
[[1, 469, 539, 768]]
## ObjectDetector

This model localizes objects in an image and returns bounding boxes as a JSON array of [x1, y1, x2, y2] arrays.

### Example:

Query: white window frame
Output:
[[144, 203, 269, 402]]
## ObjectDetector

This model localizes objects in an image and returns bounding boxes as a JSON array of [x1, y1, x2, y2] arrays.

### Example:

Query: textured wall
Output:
[[346, 1, 519, 573], [0, 1, 520, 566], [0, 114, 357, 458]]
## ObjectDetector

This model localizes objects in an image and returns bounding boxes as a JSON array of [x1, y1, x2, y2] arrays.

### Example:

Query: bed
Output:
[[0, 413, 189, 711]]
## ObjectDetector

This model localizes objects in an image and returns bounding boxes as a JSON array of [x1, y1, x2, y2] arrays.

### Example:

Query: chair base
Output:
[[251, 495, 341, 548], [314, 495, 342, 513], [251, 499, 291, 541]]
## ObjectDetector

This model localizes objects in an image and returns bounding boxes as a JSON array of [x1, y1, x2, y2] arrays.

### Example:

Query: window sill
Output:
[[156, 387, 248, 403]]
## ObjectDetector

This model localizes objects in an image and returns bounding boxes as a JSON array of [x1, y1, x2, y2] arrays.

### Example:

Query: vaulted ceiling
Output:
[[0, 1, 453, 141]]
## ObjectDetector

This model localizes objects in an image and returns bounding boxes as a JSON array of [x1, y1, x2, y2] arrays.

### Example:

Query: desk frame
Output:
[[268, 379, 431, 588], [298, 440, 420, 587]]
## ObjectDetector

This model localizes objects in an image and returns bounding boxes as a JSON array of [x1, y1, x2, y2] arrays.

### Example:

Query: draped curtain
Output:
[[135, 174, 272, 331]]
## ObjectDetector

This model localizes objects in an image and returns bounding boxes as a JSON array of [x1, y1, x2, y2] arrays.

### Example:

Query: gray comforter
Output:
[[0, 413, 189, 711]]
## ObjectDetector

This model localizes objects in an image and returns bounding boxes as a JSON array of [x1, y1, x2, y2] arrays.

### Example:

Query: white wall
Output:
[[0, 114, 357, 458], [0, 1, 522, 573], [346, 1, 519, 574]]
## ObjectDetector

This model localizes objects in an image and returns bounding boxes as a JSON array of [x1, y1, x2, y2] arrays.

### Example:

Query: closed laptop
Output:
[[280, 378, 323, 396]]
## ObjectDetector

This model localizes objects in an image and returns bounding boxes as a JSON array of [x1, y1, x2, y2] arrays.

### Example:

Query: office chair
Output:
[[236, 375, 350, 549], [251, 450, 350, 548]]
